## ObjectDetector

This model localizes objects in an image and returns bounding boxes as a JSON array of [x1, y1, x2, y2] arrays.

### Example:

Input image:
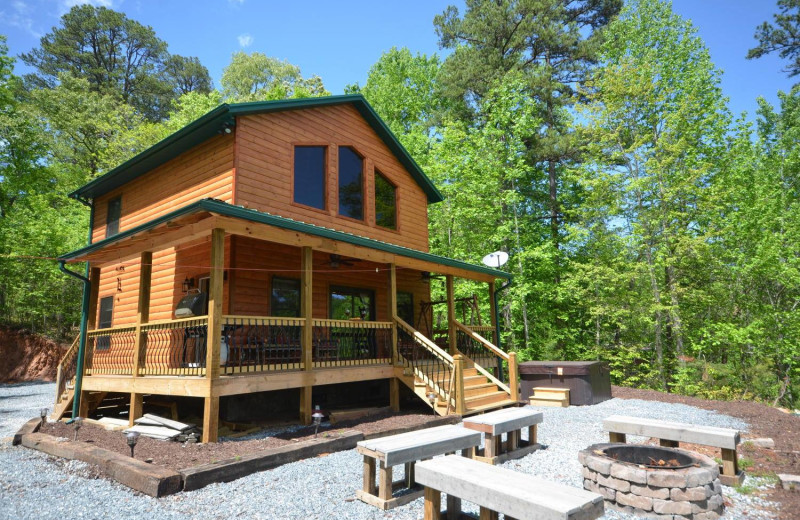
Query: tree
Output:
[[748, 0, 800, 78], [576, 0, 730, 388], [221, 52, 329, 102], [20, 4, 208, 120]]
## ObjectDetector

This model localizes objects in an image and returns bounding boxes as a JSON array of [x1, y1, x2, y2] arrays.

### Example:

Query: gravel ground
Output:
[[0, 382, 781, 520]]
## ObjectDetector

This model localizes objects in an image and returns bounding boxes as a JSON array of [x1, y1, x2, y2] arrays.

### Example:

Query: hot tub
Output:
[[519, 360, 611, 405]]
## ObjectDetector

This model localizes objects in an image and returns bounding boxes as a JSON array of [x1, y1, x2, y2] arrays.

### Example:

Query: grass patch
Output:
[[738, 456, 755, 471]]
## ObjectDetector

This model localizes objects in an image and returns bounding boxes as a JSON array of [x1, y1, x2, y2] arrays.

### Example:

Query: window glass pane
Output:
[[374, 170, 396, 229], [338, 147, 363, 220], [294, 146, 326, 209], [329, 286, 374, 320], [106, 197, 121, 237], [97, 296, 114, 350], [397, 291, 413, 324], [271, 277, 301, 317]]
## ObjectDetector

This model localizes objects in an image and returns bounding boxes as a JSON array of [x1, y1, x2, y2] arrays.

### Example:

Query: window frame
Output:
[[106, 196, 122, 238], [292, 145, 328, 212], [270, 276, 302, 318], [337, 145, 366, 222], [373, 168, 398, 231], [329, 285, 376, 321]]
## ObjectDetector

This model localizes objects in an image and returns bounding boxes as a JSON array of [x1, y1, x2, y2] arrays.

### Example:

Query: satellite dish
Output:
[[482, 251, 509, 268]]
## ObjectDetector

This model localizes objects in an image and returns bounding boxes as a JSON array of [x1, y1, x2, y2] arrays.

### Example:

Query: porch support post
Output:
[[453, 354, 466, 415], [87, 267, 100, 330], [488, 282, 498, 346], [388, 264, 400, 412], [129, 251, 152, 426], [300, 246, 313, 425], [446, 275, 457, 354], [202, 228, 225, 443], [508, 351, 519, 402], [77, 267, 100, 419]]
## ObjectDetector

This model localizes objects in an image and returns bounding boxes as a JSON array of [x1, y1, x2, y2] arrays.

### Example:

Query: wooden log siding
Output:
[[234, 105, 430, 252]]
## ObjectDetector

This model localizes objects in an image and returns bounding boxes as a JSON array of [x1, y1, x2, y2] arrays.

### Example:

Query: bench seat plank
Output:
[[356, 425, 481, 467], [463, 408, 543, 436], [602, 415, 740, 449], [416, 455, 603, 520]]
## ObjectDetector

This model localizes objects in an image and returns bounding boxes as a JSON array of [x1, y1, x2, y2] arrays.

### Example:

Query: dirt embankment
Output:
[[0, 326, 67, 383]]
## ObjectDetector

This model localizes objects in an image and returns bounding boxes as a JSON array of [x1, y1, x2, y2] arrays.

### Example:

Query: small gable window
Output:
[[106, 197, 121, 238], [294, 146, 326, 210], [374, 170, 396, 230], [338, 146, 363, 220]]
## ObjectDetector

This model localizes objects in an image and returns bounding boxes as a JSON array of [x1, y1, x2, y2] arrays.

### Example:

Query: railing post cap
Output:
[[453, 354, 464, 360], [508, 352, 517, 359]]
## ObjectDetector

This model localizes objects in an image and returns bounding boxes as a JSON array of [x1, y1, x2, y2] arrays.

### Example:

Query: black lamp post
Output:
[[72, 417, 83, 441], [126, 431, 140, 457], [427, 392, 437, 415], [40, 408, 48, 427], [312, 405, 324, 438]]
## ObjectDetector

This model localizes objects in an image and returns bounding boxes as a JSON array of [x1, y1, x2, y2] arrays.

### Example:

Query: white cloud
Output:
[[1, 1, 41, 38], [61, 0, 116, 10], [228, 0, 245, 4], [237, 33, 253, 48]]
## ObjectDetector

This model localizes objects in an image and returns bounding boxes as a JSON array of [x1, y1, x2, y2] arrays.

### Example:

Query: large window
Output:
[[106, 197, 121, 238], [96, 296, 114, 350], [338, 147, 363, 220], [397, 291, 414, 325], [330, 286, 374, 320], [294, 146, 326, 209], [374, 170, 397, 230], [271, 277, 301, 317]]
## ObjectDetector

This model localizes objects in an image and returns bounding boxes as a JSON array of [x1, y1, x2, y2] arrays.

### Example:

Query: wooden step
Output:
[[463, 383, 499, 398], [464, 399, 520, 416], [529, 387, 569, 407], [465, 391, 509, 409], [531, 387, 569, 399]]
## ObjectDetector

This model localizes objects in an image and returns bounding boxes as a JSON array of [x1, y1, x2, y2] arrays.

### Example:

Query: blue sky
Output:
[[0, 0, 794, 119]]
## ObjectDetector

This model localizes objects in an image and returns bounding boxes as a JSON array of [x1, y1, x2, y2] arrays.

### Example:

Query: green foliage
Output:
[[748, 0, 800, 78], [221, 52, 329, 102]]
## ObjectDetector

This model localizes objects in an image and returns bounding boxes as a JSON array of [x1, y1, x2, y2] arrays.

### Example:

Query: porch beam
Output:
[[446, 275, 457, 354], [300, 246, 313, 425], [203, 228, 225, 443]]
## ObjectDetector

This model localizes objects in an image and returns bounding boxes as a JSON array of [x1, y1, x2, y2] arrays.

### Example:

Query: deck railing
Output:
[[395, 317, 455, 410], [223, 316, 304, 374], [140, 316, 209, 376], [454, 320, 515, 399], [311, 319, 392, 367], [85, 325, 137, 375]]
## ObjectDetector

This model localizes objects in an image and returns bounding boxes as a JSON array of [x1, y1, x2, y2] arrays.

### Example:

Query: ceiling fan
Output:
[[322, 254, 356, 269]]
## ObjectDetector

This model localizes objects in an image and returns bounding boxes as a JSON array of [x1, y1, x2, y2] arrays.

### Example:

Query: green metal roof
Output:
[[59, 199, 510, 280], [70, 95, 444, 203]]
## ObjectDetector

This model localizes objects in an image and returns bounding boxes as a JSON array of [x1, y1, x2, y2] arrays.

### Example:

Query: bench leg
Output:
[[609, 432, 626, 443], [508, 430, 520, 452], [379, 461, 393, 501], [486, 434, 501, 458], [721, 448, 739, 479], [527, 424, 537, 445], [405, 461, 415, 488], [446, 494, 461, 520], [363, 456, 376, 495], [424, 486, 441, 520], [479, 506, 498, 520], [659, 439, 679, 448], [461, 447, 474, 458]]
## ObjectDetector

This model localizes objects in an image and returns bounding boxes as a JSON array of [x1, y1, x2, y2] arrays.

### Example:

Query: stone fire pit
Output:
[[579, 443, 724, 519]]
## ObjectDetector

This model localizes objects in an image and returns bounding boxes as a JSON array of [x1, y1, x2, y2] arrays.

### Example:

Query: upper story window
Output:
[[374, 170, 397, 230], [294, 146, 326, 210], [106, 197, 122, 238], [338, 146, 363, 220]]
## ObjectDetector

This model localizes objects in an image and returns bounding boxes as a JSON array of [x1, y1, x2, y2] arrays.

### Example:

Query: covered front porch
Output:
[[56, 199, 515, 442]]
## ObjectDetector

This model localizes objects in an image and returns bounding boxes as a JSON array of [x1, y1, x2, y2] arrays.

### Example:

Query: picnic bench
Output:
[[415, 455, 604, 520], [603, 414, 744, 486], [355, 425, 482, 510], [463, 407, 543, 464]]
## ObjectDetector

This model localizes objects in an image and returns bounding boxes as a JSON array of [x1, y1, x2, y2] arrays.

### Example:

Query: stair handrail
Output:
[[54, 335, 80, 407], [453, 320, 514, 397], [395, 316, 454, 364]]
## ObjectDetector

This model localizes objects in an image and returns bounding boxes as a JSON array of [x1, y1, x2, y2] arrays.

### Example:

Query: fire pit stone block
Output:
[[630, 483, 670, 499], [671, 486, 708, 502], [616, 491, 653, 511], [653, 498, 693, 515], [610, 464, 648, 484], [597, 473, 631, 493]]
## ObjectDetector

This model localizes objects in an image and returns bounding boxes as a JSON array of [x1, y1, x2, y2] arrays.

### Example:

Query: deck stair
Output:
[[395, 318, 518, 417], [529, 387, 570, 407]]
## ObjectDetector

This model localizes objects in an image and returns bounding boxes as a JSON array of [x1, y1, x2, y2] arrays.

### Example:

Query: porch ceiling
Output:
[[60, 199, 510, 282]]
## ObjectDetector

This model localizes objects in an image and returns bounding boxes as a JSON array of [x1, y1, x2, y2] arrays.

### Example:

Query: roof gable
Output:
[[70, 95, 443, 203]]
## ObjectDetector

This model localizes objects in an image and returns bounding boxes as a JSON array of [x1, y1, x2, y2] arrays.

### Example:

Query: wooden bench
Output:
[[355, 425, 482, 510], [603, 414, 744, 486], [463, 407, 543, 464], [415, 455, 604, 520]]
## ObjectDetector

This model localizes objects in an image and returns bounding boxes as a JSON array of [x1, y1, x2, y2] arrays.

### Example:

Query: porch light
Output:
[[312, 405, 325, 438], [72, 417, 83, 441], [427, 392, 437, 415], [182, 277, 194, 294], [40, 408, 48, 426], [126, 431, 140, 457]]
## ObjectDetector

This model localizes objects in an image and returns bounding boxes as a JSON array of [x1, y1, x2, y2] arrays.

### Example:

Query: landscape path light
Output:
[[72, 417, 83, 441], [427, 391, 437, 415], [126, 431, 140, 458], [312, 405, 325, 438], [40, 408, 48, 427]]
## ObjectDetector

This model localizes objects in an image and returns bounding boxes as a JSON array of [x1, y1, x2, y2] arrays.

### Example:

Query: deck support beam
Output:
[[300, 246, 313, 425], [202, 228, 225, 443], [129, 251, 152, 426]]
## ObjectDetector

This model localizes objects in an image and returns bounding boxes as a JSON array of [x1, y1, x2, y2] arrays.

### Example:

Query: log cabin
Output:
[[54, 95, 518, 442]]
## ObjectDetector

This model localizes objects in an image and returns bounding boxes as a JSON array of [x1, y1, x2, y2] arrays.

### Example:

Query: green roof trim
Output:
[[70, 95, 444, 203], [59, 199, 510, 280]]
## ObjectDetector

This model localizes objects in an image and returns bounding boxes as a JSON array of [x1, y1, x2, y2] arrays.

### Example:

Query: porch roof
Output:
[[59, 199, 511, 282]]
